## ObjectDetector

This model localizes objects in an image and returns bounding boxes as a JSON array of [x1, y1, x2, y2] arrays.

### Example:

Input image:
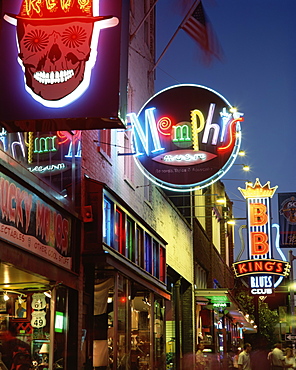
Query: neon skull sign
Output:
[[4, 0, 119, 107]]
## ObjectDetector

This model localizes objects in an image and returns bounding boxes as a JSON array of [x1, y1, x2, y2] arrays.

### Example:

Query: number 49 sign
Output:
[[31, 311, 46, 328], [31, 293, 47, 328]]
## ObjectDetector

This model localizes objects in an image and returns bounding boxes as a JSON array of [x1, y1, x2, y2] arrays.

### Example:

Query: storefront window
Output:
[[131, 292, 151, 369], [54, 287, 67, 369], [92, 274, 168, 369], [0, 285, 77, 370], [93, 278, 114, 369], [154, 297, 165, 369], [117, 276, 129, 369], [30, 293, 51, 368], [52, 286, 78, 370], [165, 300, 175, 370]]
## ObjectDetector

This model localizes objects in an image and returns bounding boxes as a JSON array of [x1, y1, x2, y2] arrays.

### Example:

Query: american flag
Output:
[[181, 0, 223, 62]]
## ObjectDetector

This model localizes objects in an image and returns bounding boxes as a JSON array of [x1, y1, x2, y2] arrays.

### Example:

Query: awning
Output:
[[195, 288, 257, 333]]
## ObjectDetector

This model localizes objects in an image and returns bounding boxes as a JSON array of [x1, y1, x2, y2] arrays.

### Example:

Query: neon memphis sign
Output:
[[128, 84, 244, 191], [3, 0, 118, 108]]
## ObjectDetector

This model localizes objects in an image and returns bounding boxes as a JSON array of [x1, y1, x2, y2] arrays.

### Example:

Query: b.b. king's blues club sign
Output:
[[233, 179, 290, 295]]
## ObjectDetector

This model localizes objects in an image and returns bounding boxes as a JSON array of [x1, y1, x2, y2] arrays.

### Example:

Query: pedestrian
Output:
[[285, 348, 296, 369], [195, 342, 209, 370], [269, 342, 293, 369], [233, 348, 241, 368], [238, 343, 252, 370]]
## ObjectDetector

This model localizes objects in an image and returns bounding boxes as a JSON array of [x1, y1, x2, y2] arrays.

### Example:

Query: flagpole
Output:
[[130, 0, 159, 42], [150, 0, 200, 73]]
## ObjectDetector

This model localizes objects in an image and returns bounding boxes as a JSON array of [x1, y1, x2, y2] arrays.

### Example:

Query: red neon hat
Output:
[[6, 0, 115, 23]]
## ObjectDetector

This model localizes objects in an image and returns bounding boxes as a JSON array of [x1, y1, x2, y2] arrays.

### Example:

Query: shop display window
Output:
[[165, 299, 176, 369], [117, 277, 129, 369], [131, 293, 151, 370], [154, 298, 165, 369], [0, 287, 77, 370], [92, 274, 167, 369], [94, 278, 114, 368]]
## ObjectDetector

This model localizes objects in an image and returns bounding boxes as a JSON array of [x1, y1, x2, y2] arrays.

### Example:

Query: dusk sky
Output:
[[154, 0, 296, 260]]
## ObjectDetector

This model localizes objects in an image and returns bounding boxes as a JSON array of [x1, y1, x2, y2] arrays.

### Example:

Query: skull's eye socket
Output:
[[62, 26, 87, 48], [23, 30, 49, 52]]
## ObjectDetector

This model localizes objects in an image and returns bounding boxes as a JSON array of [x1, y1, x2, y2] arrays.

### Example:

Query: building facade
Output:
[[0, 2, 256, 370]]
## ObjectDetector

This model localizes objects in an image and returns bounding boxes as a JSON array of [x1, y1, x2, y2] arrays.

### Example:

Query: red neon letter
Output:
[[251, 232, 269, 255], [276, 262, 283, 273], [264, 261, 275, 272], [250, 203, 268, 226], [238, 263, 248, 274], [8, 182, 16, 224], [254, 261, 263, 271]]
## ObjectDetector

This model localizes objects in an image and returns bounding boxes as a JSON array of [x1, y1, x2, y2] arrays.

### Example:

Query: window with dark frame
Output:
[[103, 194, 166, 282]]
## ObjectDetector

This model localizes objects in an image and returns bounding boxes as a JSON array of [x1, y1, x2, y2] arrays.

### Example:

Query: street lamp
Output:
[[232, 163, 250, 172], [216, 196, 226, 205], [226, 217, 247, 225]]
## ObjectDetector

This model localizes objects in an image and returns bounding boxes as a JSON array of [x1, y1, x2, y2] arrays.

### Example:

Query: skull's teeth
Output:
[[33, 70, 74, 84]]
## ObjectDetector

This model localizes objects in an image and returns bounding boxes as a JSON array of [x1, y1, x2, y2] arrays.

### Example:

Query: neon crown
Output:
[[238, 178, 278, 199]]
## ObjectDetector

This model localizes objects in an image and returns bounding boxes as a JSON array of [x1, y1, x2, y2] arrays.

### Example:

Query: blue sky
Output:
[[154, 0, 296, 259]]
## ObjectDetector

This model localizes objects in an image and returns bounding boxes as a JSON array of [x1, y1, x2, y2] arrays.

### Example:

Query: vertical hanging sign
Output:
[[232, 179, 290, 293], [278, 193, 296, 248], [239, 178, 277, 260]]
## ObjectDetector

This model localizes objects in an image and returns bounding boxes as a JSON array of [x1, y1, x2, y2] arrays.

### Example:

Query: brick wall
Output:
[[193, 218, 235, 289]]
